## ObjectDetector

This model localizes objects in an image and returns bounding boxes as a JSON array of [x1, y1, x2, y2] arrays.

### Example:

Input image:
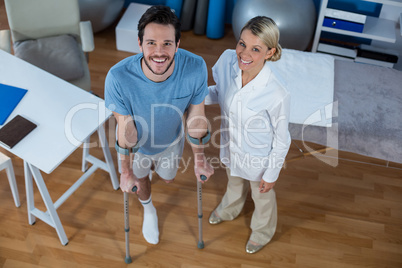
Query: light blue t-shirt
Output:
[[105, 48, 208, 155]]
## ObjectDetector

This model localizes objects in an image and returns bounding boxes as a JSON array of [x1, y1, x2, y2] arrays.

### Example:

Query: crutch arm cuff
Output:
[[187, 130, 211, 145], [115, 140, 140, 155]]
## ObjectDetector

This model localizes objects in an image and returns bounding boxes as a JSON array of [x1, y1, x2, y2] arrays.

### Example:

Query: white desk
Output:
[[0, 50, 119, 245]]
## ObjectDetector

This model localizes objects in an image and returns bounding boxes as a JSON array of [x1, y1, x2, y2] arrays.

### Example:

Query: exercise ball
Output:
[[79, 0, 124, 33], [232, 0, 316, 51]]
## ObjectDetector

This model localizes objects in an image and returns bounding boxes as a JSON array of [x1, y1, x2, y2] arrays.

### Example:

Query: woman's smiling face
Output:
[[235, 29, 275, 74]]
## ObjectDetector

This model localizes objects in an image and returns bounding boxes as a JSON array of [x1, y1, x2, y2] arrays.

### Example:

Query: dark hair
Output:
[[138, 5, 181, 45]]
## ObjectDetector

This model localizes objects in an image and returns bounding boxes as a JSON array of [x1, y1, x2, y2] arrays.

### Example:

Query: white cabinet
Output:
[[312, 0, 402, 70]]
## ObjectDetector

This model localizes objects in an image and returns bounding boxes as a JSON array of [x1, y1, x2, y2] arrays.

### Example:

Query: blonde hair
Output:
[[240, 16, 282, 62]]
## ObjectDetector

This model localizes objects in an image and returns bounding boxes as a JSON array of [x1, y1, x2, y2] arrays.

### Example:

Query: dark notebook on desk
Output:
[[0, 115, 37, 149], [0, 83, 28, 125]]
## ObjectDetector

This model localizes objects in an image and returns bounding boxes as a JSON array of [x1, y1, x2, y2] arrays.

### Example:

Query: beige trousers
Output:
[[215, 168, 278, 245]]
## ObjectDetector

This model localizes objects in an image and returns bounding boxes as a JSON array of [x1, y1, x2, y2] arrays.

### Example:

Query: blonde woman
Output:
[[206, 16, 291, 254]]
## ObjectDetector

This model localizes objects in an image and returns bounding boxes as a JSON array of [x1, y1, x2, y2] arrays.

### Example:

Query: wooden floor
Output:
[[1, 3, 402, 267]]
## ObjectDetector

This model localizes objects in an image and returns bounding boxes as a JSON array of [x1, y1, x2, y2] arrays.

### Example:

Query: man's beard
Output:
[[143, 56, 175, 76]]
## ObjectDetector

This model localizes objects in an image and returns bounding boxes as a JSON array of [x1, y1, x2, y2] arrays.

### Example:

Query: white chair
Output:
[[0, 0, 95, 92], [0, 152, 20, 207]]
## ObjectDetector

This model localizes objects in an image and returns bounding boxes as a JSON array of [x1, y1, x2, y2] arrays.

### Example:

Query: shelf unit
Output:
[[312, 0, 402, 69]]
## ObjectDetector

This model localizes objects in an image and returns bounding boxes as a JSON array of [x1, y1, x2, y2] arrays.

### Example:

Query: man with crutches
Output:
[[105, 5, 214, 256]]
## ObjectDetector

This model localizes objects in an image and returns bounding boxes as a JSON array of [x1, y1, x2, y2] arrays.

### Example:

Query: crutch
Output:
[[197, 175, 207, 249], [124, 186, 137, 264]]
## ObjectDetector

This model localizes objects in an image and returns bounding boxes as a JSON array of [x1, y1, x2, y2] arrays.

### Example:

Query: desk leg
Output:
[[24, 161, 36, 225], [98, 124, 119, 190], [82, 137, 90, 172], [27, 163, 69, 246]]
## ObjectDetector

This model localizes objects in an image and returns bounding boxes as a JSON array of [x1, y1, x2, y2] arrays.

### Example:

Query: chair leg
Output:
[[5, 159, 20, 207]]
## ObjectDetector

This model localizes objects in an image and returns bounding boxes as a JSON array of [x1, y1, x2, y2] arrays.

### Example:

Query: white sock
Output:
[[140, 196, 159, 244]]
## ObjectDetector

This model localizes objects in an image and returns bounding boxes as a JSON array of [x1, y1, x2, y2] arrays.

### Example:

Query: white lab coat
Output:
[[206, 49, 291, 183]]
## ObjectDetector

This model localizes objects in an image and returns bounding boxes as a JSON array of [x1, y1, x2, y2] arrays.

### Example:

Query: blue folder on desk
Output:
[[0, 83, 28, 125]]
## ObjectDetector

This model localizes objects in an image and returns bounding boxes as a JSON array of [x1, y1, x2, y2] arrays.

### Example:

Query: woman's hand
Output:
[[259, 179, 275, 193]]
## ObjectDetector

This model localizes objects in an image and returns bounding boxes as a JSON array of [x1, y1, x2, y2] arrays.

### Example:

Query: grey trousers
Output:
[[215, 168, 278, 245]]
